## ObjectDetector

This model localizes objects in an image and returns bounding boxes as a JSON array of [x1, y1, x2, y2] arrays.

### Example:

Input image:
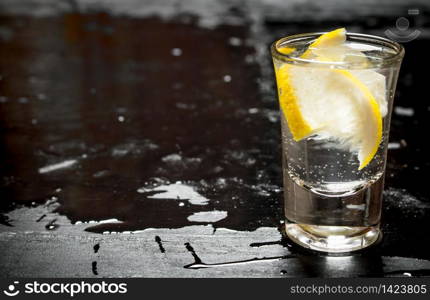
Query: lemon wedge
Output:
[[275, 28, 386, 169], [302, 28, 346, 58], [278, 47, 296, 55]]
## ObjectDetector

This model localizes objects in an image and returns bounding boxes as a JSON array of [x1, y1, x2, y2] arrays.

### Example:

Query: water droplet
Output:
[[37, 93, 46, 100], [223, 75, 232, 83], [171, 48, 182, 56], [228, 36, 242, 46], [18, 97, 28, 103], [45, 219, 59, 230]]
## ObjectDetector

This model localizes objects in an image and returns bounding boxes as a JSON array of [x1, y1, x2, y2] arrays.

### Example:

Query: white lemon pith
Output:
[[275, 28, 386, 170]]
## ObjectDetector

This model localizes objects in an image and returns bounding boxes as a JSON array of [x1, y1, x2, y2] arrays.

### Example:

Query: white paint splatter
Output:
[[187, 210, 228, 222], [38, 159, 77, 174]]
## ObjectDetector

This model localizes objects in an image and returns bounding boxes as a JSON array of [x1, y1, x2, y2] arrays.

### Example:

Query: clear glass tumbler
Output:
[[271, 32, 404, 253]]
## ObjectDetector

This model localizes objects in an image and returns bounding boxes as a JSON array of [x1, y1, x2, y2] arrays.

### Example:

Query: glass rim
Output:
[[271, 32, 405, 68]]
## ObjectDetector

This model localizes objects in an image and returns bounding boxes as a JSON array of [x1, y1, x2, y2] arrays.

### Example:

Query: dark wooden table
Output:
[[1, 0, 429, 277]]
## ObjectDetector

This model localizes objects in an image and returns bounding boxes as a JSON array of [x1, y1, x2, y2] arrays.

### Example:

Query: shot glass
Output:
[[271, 32, 404, 253]]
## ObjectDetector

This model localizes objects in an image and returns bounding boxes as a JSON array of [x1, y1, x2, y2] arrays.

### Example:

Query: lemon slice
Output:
[[278, 47, 296, 55], [275, 28, 386, 169], [312, 45, 370, 67], [304, 28, 369, 67], [302, 28, 346, 58]]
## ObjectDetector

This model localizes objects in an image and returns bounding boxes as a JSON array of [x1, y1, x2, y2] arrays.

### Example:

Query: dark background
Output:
[[0, 0, 429, 277]]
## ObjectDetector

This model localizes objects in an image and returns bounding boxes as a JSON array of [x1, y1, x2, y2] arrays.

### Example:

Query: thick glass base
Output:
[[285, 222, 380, 253]]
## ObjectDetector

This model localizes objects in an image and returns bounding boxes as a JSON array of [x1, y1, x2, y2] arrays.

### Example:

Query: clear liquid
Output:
[[281, 115, 387, 196], [281, 114, 387, 227], [274, 32, 402, 252]]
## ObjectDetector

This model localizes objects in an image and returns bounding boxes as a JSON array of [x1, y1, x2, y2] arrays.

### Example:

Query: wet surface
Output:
[[0, 0, 430, 277]]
